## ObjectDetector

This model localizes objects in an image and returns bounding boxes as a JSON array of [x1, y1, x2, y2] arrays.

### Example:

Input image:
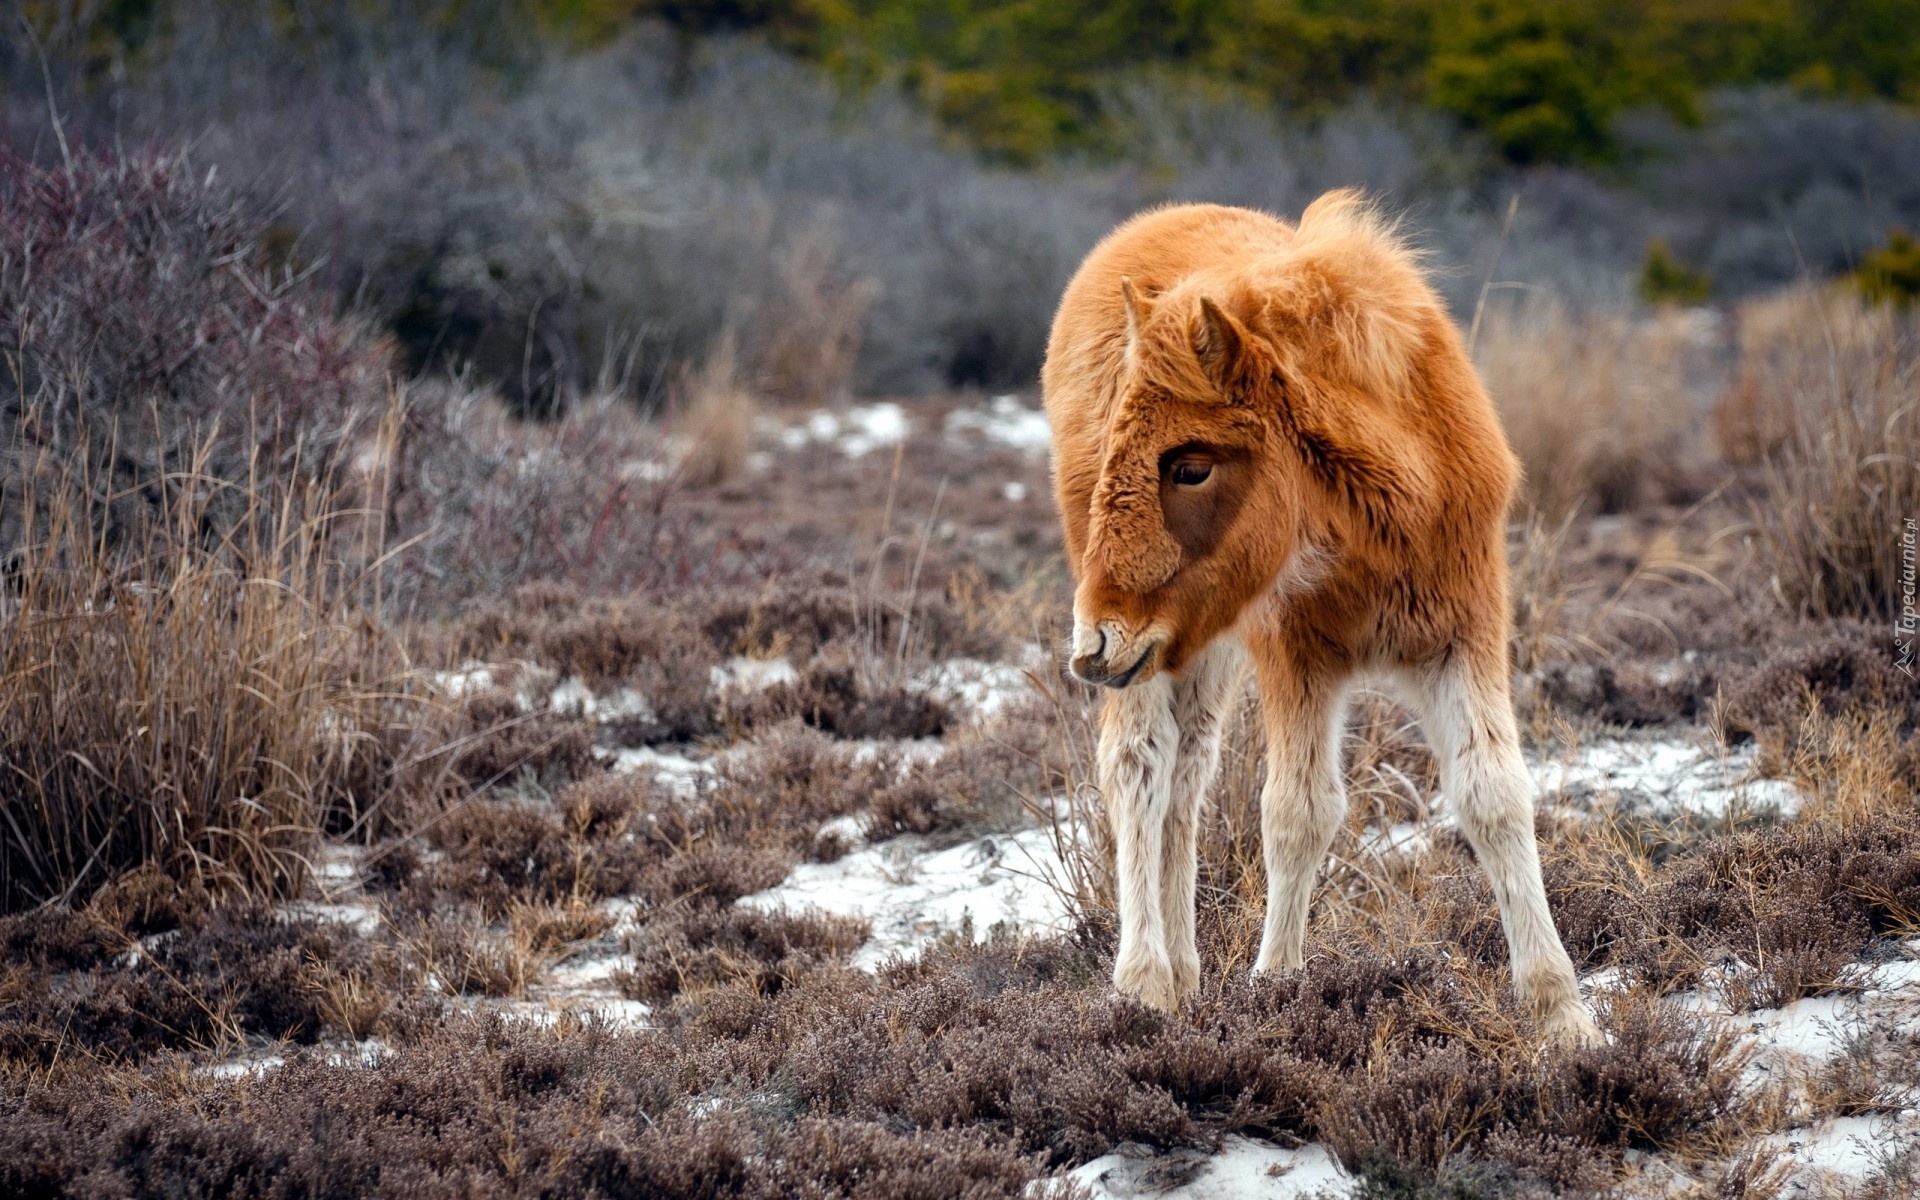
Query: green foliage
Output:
[[29, 0, 1920, 163], [1855, 229, 1920, 306], [1638, 239, 1712, 306]]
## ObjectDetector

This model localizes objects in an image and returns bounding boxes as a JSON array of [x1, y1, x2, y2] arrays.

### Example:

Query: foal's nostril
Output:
[[1068, 622, 1107, 680]]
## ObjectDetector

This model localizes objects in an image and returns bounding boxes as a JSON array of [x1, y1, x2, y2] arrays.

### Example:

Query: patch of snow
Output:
[[847, 737, 947, 768], [785, 403, 911, 458], [324, 1039, 395, 1070], [1581, 966, 1628, 1000], [545, 954, 634, 991], [617, 458, 674, 482], [1070, 1138, 1350, 1199], [1530, 738, 1800, 821], [1765, 1114, 1920, 1196], [283, 899, 381, 936], [947, 395, 1052, 456], [519, 951, 655, 1029], [202, 1052, 286, 1080], [547, 677, 655, 724], [200, 1038, 390, 1081], [604, 745, 712, 798], [1002, 481, 1030, 502], [814, 813, 870, 845], [1688, 949, 1920, 1065], [314, 843, 363, 889], [709, 655, 799, 695], [437, 663, 654, 726], [1358, 819, 1434, 859], [914, 658, 1034, 720], [435, 664, 495, 698], [473, 995, 654, 1031], [739, 827, 1076, 969], [1737, 990, 1860, 1066]]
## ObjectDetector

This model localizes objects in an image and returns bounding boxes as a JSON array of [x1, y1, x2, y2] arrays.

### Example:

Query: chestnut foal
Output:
[[1043, 192, 1598, 1043]]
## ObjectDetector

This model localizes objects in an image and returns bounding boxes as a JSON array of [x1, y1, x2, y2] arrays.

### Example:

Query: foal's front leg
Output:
[[1250, 658, 1348, 974], [1160, 641, 1249, 999], [1097, 672, 1181, 1009]]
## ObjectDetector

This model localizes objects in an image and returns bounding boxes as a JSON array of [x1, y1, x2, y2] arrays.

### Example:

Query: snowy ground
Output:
[[1532, 735, 1803, 821], [1069, 1138, 1351, 1200], [740, 825, 1077, 969]]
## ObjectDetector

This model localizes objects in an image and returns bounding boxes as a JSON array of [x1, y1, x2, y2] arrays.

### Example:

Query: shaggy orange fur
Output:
[[1045, 192, 1598, 1042]]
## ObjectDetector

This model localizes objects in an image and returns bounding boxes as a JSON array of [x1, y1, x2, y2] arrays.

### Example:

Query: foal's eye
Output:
[[1170, 459, 1213, 486]]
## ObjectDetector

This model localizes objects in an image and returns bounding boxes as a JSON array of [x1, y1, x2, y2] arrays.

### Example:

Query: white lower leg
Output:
[[1160, 642, 1247, 997], [1098, 673, 1181, 1009], [1253, 684, 1346, 973], [1422, 666, 1600, 1043]]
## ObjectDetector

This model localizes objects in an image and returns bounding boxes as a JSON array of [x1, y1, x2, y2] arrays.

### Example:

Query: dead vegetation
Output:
[[4, 144, 1920, 1198]]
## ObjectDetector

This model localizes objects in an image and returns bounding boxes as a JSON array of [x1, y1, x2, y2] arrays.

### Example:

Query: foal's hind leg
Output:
[[1412, 653, 1602, 1044], [1161, 641, 1250, 999], [1098, 672, 1181, 1009]]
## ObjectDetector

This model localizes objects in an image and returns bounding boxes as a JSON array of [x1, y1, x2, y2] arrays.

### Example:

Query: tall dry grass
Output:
[[1477, 300, 1713, 519], [1729, 288, 1920, 620], [0, 408, 462, 913]]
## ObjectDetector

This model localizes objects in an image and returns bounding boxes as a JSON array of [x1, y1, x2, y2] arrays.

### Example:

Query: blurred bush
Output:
[[9, 4, 1920, 409], [1856, 229, 1920, 306], [1637, 239, 1711, 306]]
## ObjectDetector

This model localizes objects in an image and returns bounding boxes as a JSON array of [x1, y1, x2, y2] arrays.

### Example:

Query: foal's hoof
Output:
[[1543, 1003, 1606, 1048], [1113, 954, 1183, 1012]]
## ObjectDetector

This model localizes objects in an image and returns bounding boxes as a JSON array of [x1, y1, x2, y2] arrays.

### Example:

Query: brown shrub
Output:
[[0, 1012, 1048, 1199], [399, 909, 528, 997], [1721, 623, 1920, 763], [0, 146, 388, 539], [867, 698, 1071, 840], [622, 906, 869, 1002], [0, 903, 365, 1064], [726, 646, 952, 740], [1612, 819, 1920, 1007], [701, 582, 1015, 667], [414, 781, 663, 917], [1477, 302, 1706, 519], [0, 434, 462, 911], [453, 692, 602, 790], [669, 334, 762, 488], [706, 722, 893, 849], [457, 584, 721, 742]]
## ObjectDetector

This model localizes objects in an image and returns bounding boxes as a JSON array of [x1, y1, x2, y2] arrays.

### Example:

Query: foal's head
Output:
[[1067, 278, 1305, 688], [1066, 194, 1442, 689]]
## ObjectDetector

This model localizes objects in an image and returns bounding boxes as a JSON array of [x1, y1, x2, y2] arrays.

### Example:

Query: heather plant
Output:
[[0, 146, 386, 541]]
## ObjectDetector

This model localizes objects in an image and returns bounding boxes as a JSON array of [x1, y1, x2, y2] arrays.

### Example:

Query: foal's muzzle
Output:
[[1068, 621, 1161, 689]]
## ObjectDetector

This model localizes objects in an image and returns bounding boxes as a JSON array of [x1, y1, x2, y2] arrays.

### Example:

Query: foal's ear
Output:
[[1193, 296, 1251, 389], [1120, 277, 1148, 353]]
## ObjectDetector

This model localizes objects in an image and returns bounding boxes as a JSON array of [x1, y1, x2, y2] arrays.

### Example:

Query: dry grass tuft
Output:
[[671, 333, 760, 487], [1477, 301, 1707, 519], [0, 424, 460, 912], [1733, 289, 1920, 621]]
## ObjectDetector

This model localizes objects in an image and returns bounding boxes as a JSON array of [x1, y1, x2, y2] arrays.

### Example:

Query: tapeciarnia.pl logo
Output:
[[1899, 516, 1917, 679]]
